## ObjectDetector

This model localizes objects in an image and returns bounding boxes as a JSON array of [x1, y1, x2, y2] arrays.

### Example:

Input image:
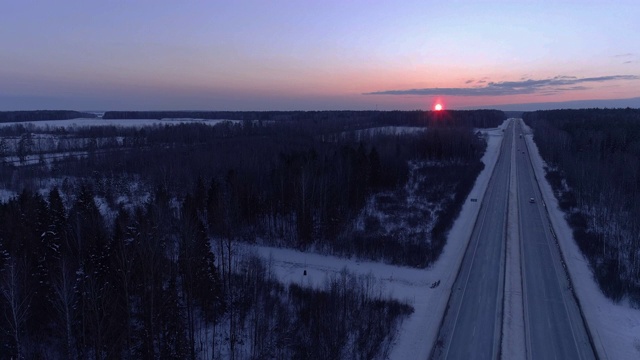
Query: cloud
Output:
[[364, 75, 640, 97], [614, 53, 634, 58]]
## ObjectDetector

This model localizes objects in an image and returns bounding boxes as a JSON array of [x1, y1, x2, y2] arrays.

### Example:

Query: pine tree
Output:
[[108, 208, 138, 358], [69, 185, 107, 262], [0, 138, 8, 165], [159, 271, 189, 359], [68, 185, 111, 358]]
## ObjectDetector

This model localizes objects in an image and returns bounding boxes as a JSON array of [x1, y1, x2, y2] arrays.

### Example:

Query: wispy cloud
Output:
[[615, 53, 637, 64], [364, 75, 640, 97]]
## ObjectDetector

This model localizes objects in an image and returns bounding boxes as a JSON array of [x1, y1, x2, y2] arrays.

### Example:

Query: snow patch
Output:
[[0, 189, 17, 203]]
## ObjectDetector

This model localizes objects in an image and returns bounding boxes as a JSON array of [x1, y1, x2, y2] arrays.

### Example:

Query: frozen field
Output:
[[0, 118, 241, 129]]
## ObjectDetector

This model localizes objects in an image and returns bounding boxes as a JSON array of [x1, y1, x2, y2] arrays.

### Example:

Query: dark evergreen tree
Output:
[[159, 271, 189, 359]]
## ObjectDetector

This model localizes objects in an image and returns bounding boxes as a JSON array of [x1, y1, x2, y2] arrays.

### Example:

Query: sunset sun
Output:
[[434, 103, 443, 111]]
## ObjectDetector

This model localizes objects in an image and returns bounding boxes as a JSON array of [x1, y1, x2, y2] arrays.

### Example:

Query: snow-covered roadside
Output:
[[245, 119, 510, 359], [521, 120, 640, 359], [501, 124, 525, 359]]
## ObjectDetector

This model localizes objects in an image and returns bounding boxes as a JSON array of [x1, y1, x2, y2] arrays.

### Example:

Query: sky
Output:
[[1, 0, 640, 111]]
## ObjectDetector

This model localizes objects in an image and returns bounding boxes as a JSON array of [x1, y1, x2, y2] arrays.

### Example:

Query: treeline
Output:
[[0, 111, 96, 123], [523, 108, 640, 304], [103, 110, 313, 120], [0, 185, 411, 359], [374, 109, 505, 128], [103, 110, 505, 129]]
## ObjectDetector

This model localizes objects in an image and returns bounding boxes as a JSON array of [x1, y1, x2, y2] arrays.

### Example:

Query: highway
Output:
[[516, 120, 595, 360], [431, 119, 596, 359], [431, 121, 512, 359]]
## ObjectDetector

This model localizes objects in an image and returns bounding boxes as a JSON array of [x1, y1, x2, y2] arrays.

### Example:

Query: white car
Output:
[[529, 197, 535, 203]]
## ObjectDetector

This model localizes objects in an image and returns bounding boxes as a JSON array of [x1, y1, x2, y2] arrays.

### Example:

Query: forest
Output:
[[0, 111, 96, 123], [0, 110, 505, 358], [0, 186, 413, 359], [102, 109, 504, 129], [523, 108, 640, 305]]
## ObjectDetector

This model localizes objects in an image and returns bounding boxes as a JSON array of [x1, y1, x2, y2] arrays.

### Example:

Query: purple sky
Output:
[[1, 0, 639, 111]]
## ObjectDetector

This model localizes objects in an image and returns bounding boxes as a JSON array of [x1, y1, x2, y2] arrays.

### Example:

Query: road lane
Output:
[[431, 120, 513, 359], [516, 120, 595, 360]]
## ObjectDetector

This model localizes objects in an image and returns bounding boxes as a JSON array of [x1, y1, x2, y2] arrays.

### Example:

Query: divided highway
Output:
[[431, 119, 596, 359]]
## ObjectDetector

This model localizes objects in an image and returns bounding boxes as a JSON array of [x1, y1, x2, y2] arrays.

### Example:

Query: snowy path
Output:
[[245, 121, 509, 359]]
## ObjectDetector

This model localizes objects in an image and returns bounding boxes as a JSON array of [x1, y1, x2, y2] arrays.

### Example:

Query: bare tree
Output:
[[1, 256, 32, 359], [50, 258, 77, 360]]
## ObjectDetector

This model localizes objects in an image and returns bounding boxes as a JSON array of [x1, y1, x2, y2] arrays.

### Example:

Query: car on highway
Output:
[[529, 197, 535, 203]]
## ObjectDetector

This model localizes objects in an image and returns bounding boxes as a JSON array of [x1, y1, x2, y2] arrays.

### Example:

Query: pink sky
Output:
[[1, 0, 639, 110]]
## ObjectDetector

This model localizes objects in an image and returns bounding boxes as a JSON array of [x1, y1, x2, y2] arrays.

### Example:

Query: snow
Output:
[[244, 119, 509, 359], [343, 126, 427, 140], [3, 150, 89, 167], [521, 119, 640, 360], [353, 159, 450, 245], [0, 189, 17, 203], [93, 196, 119, 226], [0, 118, 241, 129]]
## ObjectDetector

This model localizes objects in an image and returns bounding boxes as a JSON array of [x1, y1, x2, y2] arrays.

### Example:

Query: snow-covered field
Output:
[[0, 118, 241, 129], [343, 126, 427, 140], [522, 120, 640, 359], [244, 120, 508, 359], [2, 150, 89, 166], [320, 126, 428, 143]]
